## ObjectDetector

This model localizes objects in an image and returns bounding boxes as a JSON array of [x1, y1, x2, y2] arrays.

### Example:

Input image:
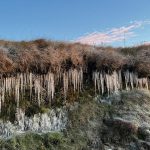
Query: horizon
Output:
[[0, 0, 150, 47]]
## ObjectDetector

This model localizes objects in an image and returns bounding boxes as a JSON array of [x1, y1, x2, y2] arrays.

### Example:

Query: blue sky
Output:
[[0, 0, 150, 46]]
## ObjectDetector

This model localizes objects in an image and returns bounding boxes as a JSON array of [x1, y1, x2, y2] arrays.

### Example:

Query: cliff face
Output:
[[0, 39, 150, 149], [1, 89, 150, 149]]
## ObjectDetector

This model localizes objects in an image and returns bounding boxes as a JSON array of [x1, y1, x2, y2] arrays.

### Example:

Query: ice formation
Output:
[[0, 69, 149, 113], [93, 70, 149, 94], [0, 68, 149, 139], [0, 108, 67, 139]]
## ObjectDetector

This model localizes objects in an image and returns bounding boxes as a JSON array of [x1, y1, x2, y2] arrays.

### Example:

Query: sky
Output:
[[0, 0, 150, 47]]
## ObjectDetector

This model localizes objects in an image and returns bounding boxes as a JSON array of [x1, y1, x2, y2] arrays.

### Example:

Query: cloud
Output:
[[74, 20, 150, 45], [143, 41, 150, 45]]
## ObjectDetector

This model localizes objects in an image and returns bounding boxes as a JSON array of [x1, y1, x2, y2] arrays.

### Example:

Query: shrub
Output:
[[0, 39, 150, 76]]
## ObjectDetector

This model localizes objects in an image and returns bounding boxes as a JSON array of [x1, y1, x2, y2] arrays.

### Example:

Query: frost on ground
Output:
[[0, 108, 67, 139]]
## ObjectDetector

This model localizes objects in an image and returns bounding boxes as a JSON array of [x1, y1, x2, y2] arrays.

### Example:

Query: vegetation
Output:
[[1, 88, 150, 149], [0, 39, 150, 120], [0, 87, 109, 150], [1, 39, 150, 149], [0, 39, 149, 76]]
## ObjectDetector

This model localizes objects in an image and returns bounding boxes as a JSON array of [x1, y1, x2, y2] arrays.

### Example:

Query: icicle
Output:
[[15, 78, 20, 108], [20, 73, 23, 94], [124, 70, 130, 90], [63, 72, 68, 100], [93, 71, 104, 95], [47, 72, 55, 101], [2, 87, 5, 103], [77, 72, 80, 92], [70, 68, 83, 93], [29, 72, 33, 100], [47, 74, 50, 101], [109, 73, 113, 93], [80, 68, 83, 91], [7, 78, 10, 96], [72, 69, 76, 92], [24, 73, 27, 94], [136, 77, 149, 90], [129, 72, 134, 89], [93, 70, 123, 95], [113, 71, 120, 92], [105, 74, 110, 94], [118, 70, 122, 89], [50, 73, 55, 99], [100, 72, 104, 95], [132, 73, 138, 88], [34, 78, 41, 107], [144, 78, 149, 90]]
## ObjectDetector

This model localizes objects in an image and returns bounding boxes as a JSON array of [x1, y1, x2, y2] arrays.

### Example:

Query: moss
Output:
[[62, 90, 110, 149], [40, 107, 51, 114], [43, 132, 66, 148], [0, 132, 73, 150]]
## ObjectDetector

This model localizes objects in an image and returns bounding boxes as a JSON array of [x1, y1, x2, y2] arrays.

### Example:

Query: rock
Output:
[[138, 125, 150, 142], [103, 118, 138, 135], [135, 139, 150, 150], [127, 142, 137, 150], [101, 118, 139, 147]]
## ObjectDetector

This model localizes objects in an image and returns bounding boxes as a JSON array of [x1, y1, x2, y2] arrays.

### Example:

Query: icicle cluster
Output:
[[69, 68, 83, 92], [46, 72, 55, 102], [0, 69, 149, 114], [0, 73, 55, 113], [63, 68, 83, 98], [63, 72, 69, 100], [93, 70, 149, 95], [124, 71, 149, 90], [0, 68, 83, 112], [93, 71, 122, 95]]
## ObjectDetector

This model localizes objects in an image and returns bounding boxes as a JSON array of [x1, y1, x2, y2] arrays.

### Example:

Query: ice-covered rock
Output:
[[0, 108, 67, 139]]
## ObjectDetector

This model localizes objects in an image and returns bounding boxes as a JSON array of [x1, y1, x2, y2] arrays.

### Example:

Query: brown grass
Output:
[[0, 39, 150, 77], [0, 50, 14, 73]]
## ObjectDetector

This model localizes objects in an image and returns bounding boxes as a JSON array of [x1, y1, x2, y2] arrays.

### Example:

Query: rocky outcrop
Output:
[[100, 89, 150, 149]]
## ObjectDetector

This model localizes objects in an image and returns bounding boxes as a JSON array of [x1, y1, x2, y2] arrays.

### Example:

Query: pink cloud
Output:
[[143, 41, 150, 45], [75, 20, 150, 45]]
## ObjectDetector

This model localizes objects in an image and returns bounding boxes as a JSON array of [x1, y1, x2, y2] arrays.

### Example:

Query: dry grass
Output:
[[0, 50, 14, 73], [0, 39, 150, 76]]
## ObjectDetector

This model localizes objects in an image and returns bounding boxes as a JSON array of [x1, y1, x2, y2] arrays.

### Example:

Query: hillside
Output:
[[0, 39, 150, 149]]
